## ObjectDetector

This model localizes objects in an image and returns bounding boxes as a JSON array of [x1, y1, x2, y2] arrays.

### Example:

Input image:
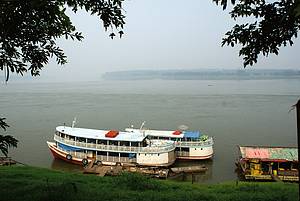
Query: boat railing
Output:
[[177, 137, 214, 147], [67, 151, 137, 163], [54, 135, 175, 153], [175, 150, 189, 157]]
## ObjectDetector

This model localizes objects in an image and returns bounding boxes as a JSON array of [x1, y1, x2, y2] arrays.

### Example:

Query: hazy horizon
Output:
[[1, 0, 300, 83]]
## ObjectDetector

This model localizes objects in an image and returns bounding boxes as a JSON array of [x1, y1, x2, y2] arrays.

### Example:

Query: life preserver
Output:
[[82, 158, 88, 166], [66, 154, 72, 160]]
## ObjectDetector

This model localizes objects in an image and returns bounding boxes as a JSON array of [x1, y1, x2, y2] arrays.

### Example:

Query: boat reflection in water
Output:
[[168, 159, 213, 183], [51, 158, 83, 173]]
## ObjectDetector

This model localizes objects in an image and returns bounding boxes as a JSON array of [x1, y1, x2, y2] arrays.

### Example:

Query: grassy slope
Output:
[[0, 166, 298, 201]]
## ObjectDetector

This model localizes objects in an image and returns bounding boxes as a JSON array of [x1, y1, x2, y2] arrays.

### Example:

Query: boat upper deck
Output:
[[56, 126, 146, 142], [125, 128, 201, 139], [239, 146, 298, 162]]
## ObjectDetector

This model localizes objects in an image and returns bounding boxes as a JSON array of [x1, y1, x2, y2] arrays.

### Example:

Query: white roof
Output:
[[56, 126, 146, 142], [125, 128, 185, 138]]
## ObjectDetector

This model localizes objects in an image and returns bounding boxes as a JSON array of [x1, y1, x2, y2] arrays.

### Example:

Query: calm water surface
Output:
[[0, 79, 299, 183]]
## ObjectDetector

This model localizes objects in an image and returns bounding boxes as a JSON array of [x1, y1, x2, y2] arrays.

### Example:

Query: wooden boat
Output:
[[237, 145, 298, 182], [47, 125, 176, 167], [125, 122, 214, 160]]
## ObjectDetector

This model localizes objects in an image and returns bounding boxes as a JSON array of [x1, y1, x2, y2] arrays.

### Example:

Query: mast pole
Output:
[[295, 99, 300, 199]]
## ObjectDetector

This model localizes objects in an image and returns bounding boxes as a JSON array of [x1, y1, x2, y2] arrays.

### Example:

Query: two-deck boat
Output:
[[125, 122, 214, 160], [47, 125, 176, 167]]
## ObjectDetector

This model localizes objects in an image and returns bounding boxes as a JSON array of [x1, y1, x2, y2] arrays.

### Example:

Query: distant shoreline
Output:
[[102, 69, 300, 80]]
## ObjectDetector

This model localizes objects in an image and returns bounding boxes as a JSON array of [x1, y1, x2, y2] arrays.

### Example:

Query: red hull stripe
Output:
[[48, 144, 83, 165]]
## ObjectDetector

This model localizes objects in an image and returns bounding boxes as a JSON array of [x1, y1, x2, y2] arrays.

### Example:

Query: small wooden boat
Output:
[[237, 145, 298, 182]]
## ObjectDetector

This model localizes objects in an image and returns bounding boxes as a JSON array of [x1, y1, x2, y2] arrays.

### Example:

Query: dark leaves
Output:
[[0, 117, 18, 157], [0, 0, 125, 81], [0, 135, 18, 157], [0, 118, 9, 131], [109, 32, 116, 39], [214, 0, 300, 67], [119, 30, 124, 38]]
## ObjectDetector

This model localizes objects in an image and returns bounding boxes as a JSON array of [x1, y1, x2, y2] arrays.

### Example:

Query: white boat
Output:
[[47, 125, 176, 167], [125, 123, 214, 160]]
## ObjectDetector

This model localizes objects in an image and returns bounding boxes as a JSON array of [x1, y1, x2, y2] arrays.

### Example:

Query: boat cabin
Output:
[[125, 128, 204, 141], [125, 128, 214, 160], [237, 146, 298, 182], [50, 126, 176, 166]]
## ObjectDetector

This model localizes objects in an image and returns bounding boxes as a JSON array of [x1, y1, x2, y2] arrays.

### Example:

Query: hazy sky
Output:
[[29, 0, 300, 81]]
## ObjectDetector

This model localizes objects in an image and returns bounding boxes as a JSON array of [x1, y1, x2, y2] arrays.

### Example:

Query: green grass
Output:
[[0, 166, 298, 201]]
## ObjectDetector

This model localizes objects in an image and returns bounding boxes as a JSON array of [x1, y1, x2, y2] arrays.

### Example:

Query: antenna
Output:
[[139, 121, 146, 130], [72, 117, 77, 128]]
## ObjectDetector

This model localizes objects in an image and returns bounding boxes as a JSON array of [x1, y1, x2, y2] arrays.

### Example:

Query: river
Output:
[[0, 79, 299, 183]]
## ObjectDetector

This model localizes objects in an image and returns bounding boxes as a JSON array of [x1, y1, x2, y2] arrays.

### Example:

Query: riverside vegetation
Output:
[[0, 166, 298, 201]]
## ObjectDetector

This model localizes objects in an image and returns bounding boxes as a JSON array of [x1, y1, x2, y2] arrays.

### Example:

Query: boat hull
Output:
[[47, 141, 86, 165], [47, 141, 176, 167], [176, 153, 213, 160]]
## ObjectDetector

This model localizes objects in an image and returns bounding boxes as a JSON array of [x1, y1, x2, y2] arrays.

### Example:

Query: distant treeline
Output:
[[102, 69, 300, 80]]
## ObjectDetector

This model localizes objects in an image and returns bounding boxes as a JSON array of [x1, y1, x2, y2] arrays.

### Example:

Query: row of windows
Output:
[[55, 131, 145, 147], [149, 136, 198, 141]]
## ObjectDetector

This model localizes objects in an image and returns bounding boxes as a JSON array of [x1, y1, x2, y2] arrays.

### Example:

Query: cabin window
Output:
[[87, 138, 96, 144], [120, 141, 130, 146], [181, 147, 189, 152], [77, 137, 86, 143], [98, 140, 106, 145], [108, 152, 118, 157], [291, 163, 298, 170], [279, 162, 290, 170], [69, 136, 75, 141], [131, 142, 138, 147], [109, 141, 118, 146], [200, 148, 203, 150], [97, 151, 106, 156], [120, 153, 129, 157]]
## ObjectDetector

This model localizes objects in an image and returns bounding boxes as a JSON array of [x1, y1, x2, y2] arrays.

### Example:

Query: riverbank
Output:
[[0, 166, 298, 201]]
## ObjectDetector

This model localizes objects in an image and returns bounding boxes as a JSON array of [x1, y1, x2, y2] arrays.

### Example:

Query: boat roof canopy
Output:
[[183, 131, 201, 138], [125, 128, 202, 139], [56, 126, 146, 142], [239, 146, 298, 162], [125, 128, 185, 138]]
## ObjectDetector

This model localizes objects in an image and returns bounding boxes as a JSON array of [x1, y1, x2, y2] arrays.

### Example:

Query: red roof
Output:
[[172, 130, 182, 135], [105, 130, 119, 138]]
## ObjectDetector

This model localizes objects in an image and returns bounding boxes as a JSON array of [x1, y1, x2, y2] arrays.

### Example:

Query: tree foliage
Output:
[[0, 0, 125, 81], [0, 118, 18, 157], [213, 0, 300, 67]]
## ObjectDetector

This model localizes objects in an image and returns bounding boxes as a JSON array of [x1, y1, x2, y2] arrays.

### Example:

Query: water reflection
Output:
[[51, 158, 83, 173], [168, 159, 213, 183]]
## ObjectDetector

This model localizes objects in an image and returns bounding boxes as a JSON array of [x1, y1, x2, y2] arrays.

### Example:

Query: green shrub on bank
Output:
[[0, 166, 298, 201]]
